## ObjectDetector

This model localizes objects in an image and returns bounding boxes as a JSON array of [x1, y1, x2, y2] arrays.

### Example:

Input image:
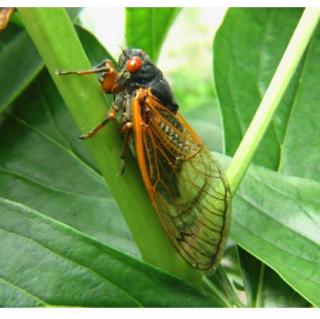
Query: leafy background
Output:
[[0, 7, 319, 307]]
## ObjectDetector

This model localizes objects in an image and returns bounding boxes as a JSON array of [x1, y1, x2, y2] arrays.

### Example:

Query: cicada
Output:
[[58, 48, 231, 272]]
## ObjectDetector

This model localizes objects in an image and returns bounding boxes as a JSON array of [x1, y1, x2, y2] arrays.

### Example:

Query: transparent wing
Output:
[[133, 92, 231, 272]]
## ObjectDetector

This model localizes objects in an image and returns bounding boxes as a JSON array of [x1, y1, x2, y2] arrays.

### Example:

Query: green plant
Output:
[[0, 7, 319, 307]]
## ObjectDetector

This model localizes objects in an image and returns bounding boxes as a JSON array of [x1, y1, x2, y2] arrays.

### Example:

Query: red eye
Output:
[[126, 56, 142, 73]]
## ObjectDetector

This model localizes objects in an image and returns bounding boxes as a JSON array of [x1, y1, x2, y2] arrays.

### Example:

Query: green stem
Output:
[[203, 277, 236, 307], [254, 263, 265, 307], [18, 8, 202, 285], [226, 8, 320, 193]]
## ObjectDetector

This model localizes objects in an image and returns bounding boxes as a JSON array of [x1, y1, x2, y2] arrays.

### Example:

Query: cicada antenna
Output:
[[118, 45, 129, 58]]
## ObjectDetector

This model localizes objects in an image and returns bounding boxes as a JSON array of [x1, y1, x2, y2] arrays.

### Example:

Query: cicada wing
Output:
[[132, 91, 231, 272]]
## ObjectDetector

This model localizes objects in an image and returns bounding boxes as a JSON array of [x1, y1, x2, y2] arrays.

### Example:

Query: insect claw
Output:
[[117, 168, 125, 176], [118, 159, 126, 176]]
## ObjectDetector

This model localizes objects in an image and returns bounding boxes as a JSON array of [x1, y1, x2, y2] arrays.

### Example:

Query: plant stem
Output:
[[18, 8, 202, 285], [254, 263, 265, 307], [203, 277, 234, 307], [226, 8, 320, 193]]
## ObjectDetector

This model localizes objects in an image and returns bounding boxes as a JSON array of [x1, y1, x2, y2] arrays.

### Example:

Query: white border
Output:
[[0, 308, 320, 319], [2, 0, 320, 7]]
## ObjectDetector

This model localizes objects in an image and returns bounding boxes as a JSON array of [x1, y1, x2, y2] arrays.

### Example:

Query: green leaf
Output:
[[260, 268, 311, 307], [0, 23, 43, 113], [182, 98, 223, 153], [228, 156, 320, 307], [0, 8, 83, 114], [278, 25, 320, 180], [214, 8, 305, 171], [238, 248, 310, 307], [125, 8, 181, 62], [0, 197, 222, 307]]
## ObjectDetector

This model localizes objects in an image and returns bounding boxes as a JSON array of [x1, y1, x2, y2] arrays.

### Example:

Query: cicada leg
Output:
[[56, 59, 113, 77], [118, 122, 133, 175], [79, 105, 120, 140], [57, 59, 118, 93], [57, 59, 121, 139]]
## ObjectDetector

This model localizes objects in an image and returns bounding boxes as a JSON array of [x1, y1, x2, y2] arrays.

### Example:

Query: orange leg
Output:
[[79, 105, 119, 140], [56, 59, 114, 76], [57, 59, 119, 93], [57, 60, 120, 140]]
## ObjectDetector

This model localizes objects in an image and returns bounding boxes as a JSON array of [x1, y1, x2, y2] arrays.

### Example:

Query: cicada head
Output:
[[116, 48, 161, 90]]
